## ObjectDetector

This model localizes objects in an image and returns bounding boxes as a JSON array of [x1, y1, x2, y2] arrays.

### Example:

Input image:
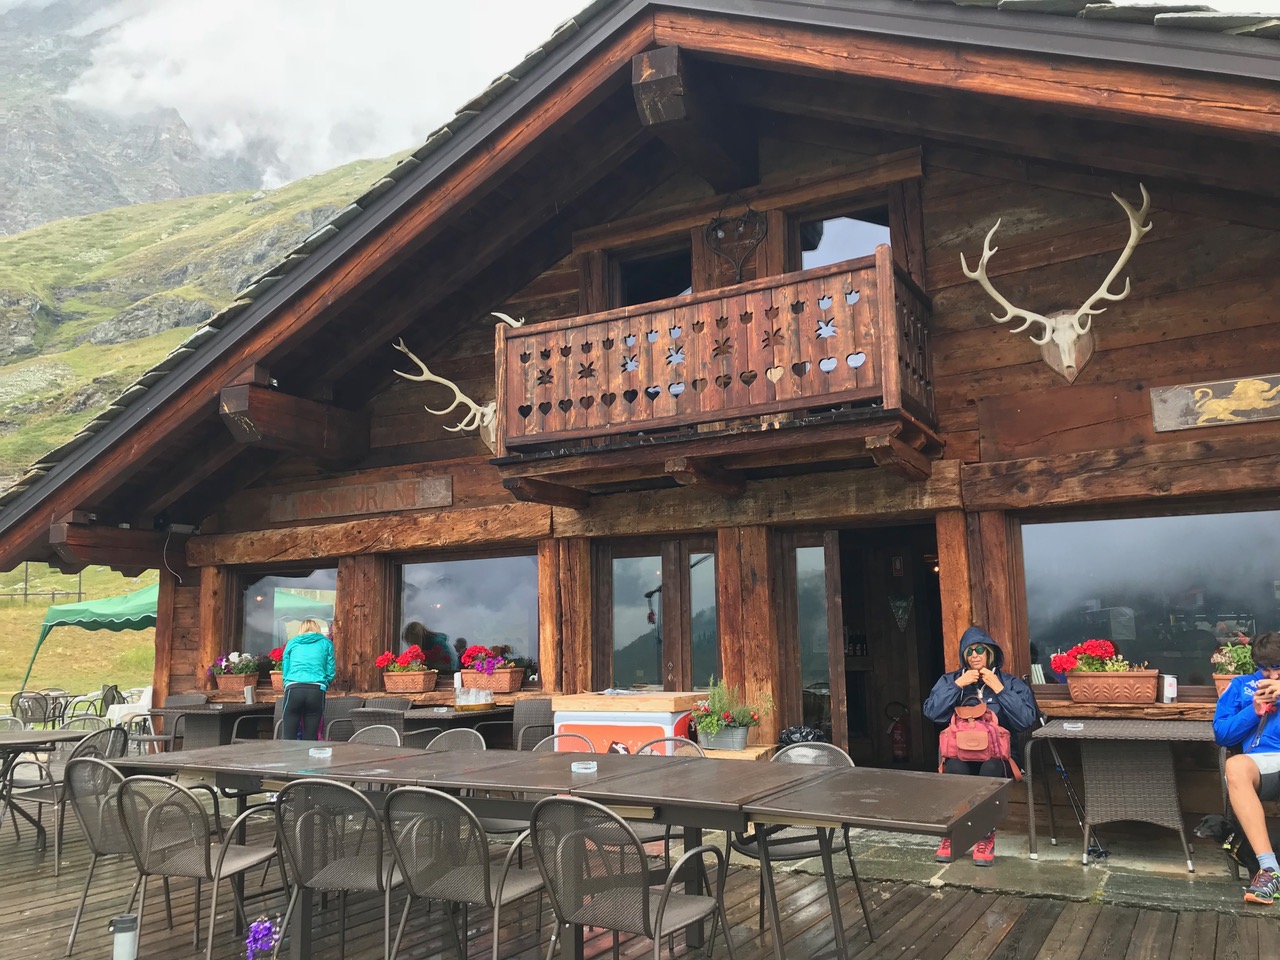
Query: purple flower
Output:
[[245, 917, 279, 959]]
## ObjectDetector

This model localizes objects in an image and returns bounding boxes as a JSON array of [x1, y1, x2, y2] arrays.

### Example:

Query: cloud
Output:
[[59, 0, 586, 185]]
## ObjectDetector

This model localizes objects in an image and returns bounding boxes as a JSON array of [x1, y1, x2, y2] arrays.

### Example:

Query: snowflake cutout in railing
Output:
[[577, 361, 596, 380], [536, 369, 554, 386], [817, 319, 838, 339], [621, 355, 639, 373], [762, 328, 783, 348], [665, 346, 686, 366], [712, 337, 733, 358]]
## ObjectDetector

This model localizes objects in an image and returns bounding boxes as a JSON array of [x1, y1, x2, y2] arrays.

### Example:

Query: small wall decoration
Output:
[[960, 185, 1152, 384], [889, 595, 913, 632], [1151, 374, 1280, 432]]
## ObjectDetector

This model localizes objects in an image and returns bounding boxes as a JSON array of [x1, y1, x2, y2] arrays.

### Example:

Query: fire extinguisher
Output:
[[886, 701, 910, 763]]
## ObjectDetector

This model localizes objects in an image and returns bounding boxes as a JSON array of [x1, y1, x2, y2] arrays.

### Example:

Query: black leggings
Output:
[[942, 758, 1009, 778], [280, 683, 325, 741]]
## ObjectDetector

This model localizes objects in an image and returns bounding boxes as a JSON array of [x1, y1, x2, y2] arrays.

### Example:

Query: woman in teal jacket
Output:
[[281, 618, 336, 740]]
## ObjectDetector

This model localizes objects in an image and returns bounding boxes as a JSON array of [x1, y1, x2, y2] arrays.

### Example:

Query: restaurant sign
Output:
[[269, 476, 453, 523], [1151, 373, 1280, 433]]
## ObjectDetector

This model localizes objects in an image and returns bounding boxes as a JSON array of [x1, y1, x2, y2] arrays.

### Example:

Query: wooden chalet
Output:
[[3, 0, 1279, 792]]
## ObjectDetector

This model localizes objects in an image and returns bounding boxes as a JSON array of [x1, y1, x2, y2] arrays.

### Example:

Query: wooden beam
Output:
[[49, 522, 176, 574], [631, 46, 757, 192], [502, 477, 592, 510], [654, 9, 1280, 140], [186, 502, 551, 566], [934, 510, 972, 674], [197, 566, 228, 692], [664, 456, 745, 496], [537, 539, 564, 694], [553, 459, 963, 538], [968, 512, 1028, 681], [219, 384, 368, 462], [132, 440, 243, 526], [716, 525, 782, 746], [335, 555, 393, 692], [962, 436, 1280, 512], [865, 435, 932, 481], [154, 568, 179, 707]]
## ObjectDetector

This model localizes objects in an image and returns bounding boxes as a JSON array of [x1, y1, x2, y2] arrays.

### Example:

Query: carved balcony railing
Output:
[[495, 246, 936, 491]]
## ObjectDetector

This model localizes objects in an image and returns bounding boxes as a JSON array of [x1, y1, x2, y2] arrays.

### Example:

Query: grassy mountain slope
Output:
[[0, 151, 403, 488]]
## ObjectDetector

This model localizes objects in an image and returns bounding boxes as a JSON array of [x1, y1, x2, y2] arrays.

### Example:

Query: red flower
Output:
[[722, 711, 733, 721], [268, 647, 284, 665], [460, 645, 493, 669], [375, 651, 394, 669], [1050, 652, 1078, 674]]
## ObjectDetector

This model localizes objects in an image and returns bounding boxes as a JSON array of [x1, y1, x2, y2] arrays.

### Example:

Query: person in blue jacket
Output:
[[1214, 630, 1280, 905], [280, 618, 336, 740], [923, 625, 1038, 865]]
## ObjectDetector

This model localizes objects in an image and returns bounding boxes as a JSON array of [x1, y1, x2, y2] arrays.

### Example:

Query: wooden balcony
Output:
[[494, 246, 938, 502]]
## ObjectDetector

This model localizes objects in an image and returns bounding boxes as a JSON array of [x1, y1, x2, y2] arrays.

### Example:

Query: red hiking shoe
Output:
[[935, 837, 952, 863], [972, 831, 995, 866]]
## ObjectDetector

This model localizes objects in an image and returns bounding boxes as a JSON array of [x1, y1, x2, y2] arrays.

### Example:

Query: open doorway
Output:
[[789, 524, 943, 768]]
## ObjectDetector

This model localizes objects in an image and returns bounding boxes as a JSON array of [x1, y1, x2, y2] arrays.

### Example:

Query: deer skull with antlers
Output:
[[391, 312, 524, 452], [960, 184, 1152, 383]]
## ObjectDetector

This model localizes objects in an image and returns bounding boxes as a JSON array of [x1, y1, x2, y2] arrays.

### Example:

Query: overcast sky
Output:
[[6, 0, 1277, 186]]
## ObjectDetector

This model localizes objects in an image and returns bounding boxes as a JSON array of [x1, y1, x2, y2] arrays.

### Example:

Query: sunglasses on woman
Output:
[[964, 644, 989, 657]]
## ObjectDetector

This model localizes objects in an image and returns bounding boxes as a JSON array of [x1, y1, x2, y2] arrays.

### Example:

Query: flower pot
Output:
[[1065, 669, 1159, 704], [461, 668, 524, 693], [215, 673, 259, 694], [1214, 674, 1240, 697], [701, 727, 749, 751], [382, 670, 438, 694], [270, 671, 284, 693]]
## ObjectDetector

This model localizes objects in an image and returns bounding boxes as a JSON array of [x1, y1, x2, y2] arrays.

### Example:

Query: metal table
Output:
[[0, 729, 90, 848], [1025, 718, 1216, 870], [150, 702, 275, 749]]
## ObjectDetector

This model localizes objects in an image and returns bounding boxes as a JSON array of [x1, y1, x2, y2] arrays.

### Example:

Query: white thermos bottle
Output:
[[108, 915, 138, 960]]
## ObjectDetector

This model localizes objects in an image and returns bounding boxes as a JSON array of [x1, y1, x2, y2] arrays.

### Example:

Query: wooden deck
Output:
[[3, 816, 1277, 960]]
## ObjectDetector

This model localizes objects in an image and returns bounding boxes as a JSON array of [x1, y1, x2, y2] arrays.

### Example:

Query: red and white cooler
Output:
[[552, 691, 700, 754]]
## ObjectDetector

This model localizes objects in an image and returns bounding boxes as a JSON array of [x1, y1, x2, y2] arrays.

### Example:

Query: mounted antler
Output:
[[960, 184, 1152, 383], [392, 338, 498, 450]]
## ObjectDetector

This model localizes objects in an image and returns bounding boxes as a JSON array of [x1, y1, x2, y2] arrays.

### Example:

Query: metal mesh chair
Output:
[[38, 688, 72, 724], [350, 707, 438, 747], [637, 737, 704, 758], [232, 699, 285, 744], [349, 725, 402, 746], [532, 733, 594, 753], [423, 727, 486, 753], [363, 697, 412, 711], [274, 778, 401, 960], [321, 696, 365, 742], [133, 693, 209, 753], [530, 795, 735, 960], [384, 786, 545, 960], [727, 742, 875, 941], [64, 757, 137, 955], [475, 698, 554, 750], [117, 774, 281, 959], [61, 716, 109, 731], [3, 725, 128, 876], [11, 692, 53, 728], [0, 716, 22, 731]]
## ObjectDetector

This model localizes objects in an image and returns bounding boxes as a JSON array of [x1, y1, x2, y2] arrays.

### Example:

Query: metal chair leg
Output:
[[65, 856, 97, 955], [842, 828, 875, 941]]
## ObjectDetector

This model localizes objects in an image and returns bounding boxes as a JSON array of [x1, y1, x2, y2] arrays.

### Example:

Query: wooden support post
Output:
[[197, 566, 228, 693], [551, 539, 594, 694], [967, 511, 1029, 681], [716, 525, 783, 745], [935, 510, 973, 674], [865, 435, 932, 481], [664, 457, 744, 496], [631, 46, 757, 193], [155, 567, 180, 707], [537, 540, 564, 694], [503, 477, 591, 509], [49, 521, 173, 576], [335, 555, 393, 693]]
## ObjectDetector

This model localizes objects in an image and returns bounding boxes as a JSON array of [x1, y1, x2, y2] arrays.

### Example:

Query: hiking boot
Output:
[[1245, 868, 1280, 905], [972, 831, 995, 866], [935, 837, 952, 863]]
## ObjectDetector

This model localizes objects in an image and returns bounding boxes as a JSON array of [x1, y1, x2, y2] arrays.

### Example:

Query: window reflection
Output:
[[690, 553, 720, 687], [240, 570, 336, 657], [612, 555, 663, 687], [399, 556, 538, 674], [796, 546, 832, 738], [799, 213, 891, 270], [1024, 512, 1280, 685]]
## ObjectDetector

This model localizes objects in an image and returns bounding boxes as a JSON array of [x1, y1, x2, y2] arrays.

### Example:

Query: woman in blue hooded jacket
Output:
[[923, 625, 1038, 865], [281, 618, 336, 740]]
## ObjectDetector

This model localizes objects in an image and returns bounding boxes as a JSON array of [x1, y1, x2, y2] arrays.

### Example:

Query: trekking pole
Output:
[[1039, 717, 1109, 861]]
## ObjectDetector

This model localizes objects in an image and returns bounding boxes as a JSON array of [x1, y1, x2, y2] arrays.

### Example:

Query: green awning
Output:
[[22, 585, 333, 688]]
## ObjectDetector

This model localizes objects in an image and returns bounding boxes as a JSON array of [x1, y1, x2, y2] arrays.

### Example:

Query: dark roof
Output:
[[1, 0, 1278, 535]]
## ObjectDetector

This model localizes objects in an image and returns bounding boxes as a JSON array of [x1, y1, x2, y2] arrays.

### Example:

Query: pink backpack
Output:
[[938, 702, 1022, 780]]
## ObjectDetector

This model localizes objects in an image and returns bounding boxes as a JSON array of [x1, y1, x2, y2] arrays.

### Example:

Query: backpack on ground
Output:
[[938, 702, 1022, 780]]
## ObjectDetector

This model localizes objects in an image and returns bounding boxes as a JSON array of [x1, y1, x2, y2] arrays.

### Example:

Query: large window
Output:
[[399, 554, 539, 675], [240, 570, 337, 657], [1023, 510, 1280, 685], [795, 209, 891, 270], [607, 539, 718, 690]]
